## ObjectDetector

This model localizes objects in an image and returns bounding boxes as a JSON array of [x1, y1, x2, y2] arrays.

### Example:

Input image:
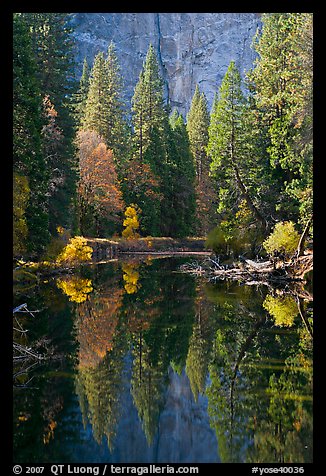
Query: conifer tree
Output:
[[187, 86, 217, 235], [74, 57, 90, 126], [131, 44, 166, 161], [248, 13, 313, 226], [168, 110, 196, 237], [21, 12, 78, 235], [105, 42, 130, 166], [83, 52, 110, 140], [13, 13, 50, 255], [208, 61, 268, 234], [128, 44, 168, 236]]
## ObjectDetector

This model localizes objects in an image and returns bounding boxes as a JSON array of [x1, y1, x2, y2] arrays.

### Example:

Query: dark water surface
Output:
[[13, 257, 313, 463]]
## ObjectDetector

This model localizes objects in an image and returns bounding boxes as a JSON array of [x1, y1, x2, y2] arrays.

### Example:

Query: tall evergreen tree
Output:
[[105, 42, 131, 166], [21, 12, 78, 235], [131, 44, 166, 159], [207, 61, 268, 234], [168, 110, 196, 237], [248, 13, 313, 226], [74, 57, 90, 127], [82, 52, 111, 140], [187, 85, 217, 235], [13, 13, 50, 255], [128, 44, 169, 236]]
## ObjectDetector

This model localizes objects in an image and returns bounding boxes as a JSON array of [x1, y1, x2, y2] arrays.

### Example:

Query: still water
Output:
[[13, 257, 313, 463]]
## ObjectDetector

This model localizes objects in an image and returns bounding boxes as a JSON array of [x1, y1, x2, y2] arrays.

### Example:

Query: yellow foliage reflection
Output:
[[43, 419, 57, 445], [56, 276, 93, 303], [122, 262, 141, 294], [263, 294, 298, 327]]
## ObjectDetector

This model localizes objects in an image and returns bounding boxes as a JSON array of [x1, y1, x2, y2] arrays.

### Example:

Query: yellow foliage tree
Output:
[[122, 205, 140, 240], [56, 276, 93, 303], [56, 236, 93, 266], [263, 221, 300, 257], [263, 294, 298, 327]]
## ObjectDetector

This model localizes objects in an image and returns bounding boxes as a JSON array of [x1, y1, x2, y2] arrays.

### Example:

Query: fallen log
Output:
[[180, 252, 313, 285]]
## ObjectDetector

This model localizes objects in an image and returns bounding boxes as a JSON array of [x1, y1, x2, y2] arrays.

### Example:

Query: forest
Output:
[[12, 12, 313, 464], [13, 12, 313, 272]]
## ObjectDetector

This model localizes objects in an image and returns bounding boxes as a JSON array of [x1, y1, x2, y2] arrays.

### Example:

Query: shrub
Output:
[[56, 236, 93, 266], [263, 221, 300, 257], [205, 221, 264, 258], [41, 226, 71, 261], [205, 226, 228, 255]]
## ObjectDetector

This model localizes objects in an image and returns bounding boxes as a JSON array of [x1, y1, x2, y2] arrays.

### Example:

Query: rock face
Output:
[[70, 13, 261, 116], [73, 364, 219, 463]]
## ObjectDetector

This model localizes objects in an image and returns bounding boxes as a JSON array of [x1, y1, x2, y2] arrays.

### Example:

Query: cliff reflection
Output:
[[69, 260, 313, 462]]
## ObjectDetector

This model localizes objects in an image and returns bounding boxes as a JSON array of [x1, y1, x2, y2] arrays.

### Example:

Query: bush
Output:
[[205, 226, 228, 255], [205, 222, 264, 258], [56, 236, 93, 266], [263, 221, 300, 257]]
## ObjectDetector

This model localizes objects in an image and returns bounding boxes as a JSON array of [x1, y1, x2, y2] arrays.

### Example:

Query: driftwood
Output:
[[180, 252, 313, 285]]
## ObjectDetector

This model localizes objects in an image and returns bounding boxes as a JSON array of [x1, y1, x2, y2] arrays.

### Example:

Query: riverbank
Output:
[[13, 236, 210, 283]]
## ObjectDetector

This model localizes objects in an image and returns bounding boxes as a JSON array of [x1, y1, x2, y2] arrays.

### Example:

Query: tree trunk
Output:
[[296, 216, 312, 258], [232, 161, 269, 233]]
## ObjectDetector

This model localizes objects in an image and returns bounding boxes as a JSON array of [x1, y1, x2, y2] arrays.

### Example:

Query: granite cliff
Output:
[[70, 13, 261, 116]]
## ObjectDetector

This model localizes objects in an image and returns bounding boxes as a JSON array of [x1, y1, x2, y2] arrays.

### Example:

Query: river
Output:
[[13, 256, 313, 463]]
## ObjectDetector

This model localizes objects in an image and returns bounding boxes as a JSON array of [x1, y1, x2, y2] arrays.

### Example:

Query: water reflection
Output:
[[13, 258, 313, 463]]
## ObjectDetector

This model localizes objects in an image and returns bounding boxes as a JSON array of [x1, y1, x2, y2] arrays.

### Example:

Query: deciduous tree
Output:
[[77, 130, 124, 236]]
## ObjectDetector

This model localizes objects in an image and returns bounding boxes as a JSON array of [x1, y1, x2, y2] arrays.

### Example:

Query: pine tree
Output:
[[248, 13, 313, 226], [208, 61, 268, 234], [168, 110, 196, 237], [79, 43, 131, 166], [74, 57, 90, 126], [13, 13, 50, 255], [105, 42, 130, 166], [21, 12, 78, 235], [131, 44, 166, 160], [128, 44, 168, 236], [187, 85, 217, 235], [83, 52, 111, 140], [21, 13, 76, 113]]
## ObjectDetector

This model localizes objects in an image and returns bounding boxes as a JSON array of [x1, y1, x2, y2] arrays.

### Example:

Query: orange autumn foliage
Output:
[[124, 157, 163, 202], [77, 130, 124, 221], [76, 288, 123, 369]]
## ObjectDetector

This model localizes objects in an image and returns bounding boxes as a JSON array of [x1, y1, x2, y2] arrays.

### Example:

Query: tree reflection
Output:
[[57, 275, 93, 303], [13, 259, 313, 463], [131, 341, 167, 445], [122, 262, 141, 294], [186, 284, 215, 402], [204, 282, 313, 463], [74, 276, 126, 449], [127, 259, 196, 445], [263, 294, 298, 327], [76, 288, 123, 368]]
